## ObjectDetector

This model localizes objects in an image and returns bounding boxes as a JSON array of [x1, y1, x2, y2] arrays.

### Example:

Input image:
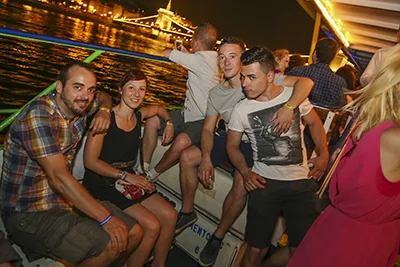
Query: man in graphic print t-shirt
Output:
[[227, 47, 329, 267]]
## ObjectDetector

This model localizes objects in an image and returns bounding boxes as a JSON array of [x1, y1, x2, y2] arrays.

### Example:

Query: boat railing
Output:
[[0, 27, 176, 133]]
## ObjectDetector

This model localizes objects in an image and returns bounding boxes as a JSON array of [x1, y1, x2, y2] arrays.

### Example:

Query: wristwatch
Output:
[[166, 119, 174, 126]]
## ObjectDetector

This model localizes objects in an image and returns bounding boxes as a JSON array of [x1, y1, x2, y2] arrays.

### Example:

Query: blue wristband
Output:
[[121, 171, 128, 180], [99, 214, 112, 227]]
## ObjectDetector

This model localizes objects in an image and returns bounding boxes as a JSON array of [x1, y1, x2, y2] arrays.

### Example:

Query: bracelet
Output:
[[284, 103, 295, 111], [116, 170, 128, 180], [99, 214, 112, 227], [166, 119, 174, 126], [99, 107, 111, 115]]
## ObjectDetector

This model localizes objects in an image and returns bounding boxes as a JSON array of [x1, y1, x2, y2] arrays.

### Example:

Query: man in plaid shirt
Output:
[[0, 61, 142, 266], [287, 38, 347, 110]]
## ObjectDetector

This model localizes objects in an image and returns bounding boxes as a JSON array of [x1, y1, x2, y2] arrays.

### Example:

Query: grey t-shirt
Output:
[[169, 50, 220, 123], [206, 82, 245, 125]]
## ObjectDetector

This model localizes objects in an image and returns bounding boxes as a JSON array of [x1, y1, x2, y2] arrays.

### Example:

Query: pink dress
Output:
[[288, 122, 400, 267]]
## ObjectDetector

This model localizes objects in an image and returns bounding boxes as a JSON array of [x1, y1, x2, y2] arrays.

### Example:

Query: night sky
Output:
[[134, 0, 325, 54]]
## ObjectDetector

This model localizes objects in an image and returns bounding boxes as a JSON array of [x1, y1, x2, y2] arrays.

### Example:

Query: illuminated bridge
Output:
[[113, 0, 194, 38]]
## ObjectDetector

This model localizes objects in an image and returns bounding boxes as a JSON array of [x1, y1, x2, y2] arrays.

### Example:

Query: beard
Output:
[[60, 91, 89, 116]]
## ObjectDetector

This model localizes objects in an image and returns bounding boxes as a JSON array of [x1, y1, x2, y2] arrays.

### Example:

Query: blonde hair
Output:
[[345, 45, 400, 140], [273, 49, 290, 61]]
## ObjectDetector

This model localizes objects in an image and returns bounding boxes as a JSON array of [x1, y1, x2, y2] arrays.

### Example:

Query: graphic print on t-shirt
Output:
[[247, 103, 303, 165]]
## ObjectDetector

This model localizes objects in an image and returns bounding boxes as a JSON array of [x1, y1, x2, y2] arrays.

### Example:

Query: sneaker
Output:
[[133, 167, 159, 183], [199, 237, 222, 266], [146, 168, 161, 183], [133, 165, 146, 176], [175, 211, 198, 235]]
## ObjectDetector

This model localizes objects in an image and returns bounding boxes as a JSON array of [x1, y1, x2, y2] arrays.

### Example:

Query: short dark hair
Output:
[[241, 46, 276, 73], [220, 36, 246, 52], [119, 68, 147, 90], [58, 60, 95, 87], [193, 22, 217, 50], [336, 65, 356, 90], [315, 37, 339, 64]]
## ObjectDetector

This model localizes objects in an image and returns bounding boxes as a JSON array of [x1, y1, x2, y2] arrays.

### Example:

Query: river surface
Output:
[[0, 0, 187, 120]]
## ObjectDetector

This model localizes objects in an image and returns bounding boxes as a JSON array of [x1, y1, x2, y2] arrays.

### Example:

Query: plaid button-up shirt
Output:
[[0, 91, 98, 221], [287, 63, 347, 109]]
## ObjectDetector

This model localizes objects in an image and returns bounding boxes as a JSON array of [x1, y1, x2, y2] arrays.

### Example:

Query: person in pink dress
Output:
[[287, 45, 400, 267]]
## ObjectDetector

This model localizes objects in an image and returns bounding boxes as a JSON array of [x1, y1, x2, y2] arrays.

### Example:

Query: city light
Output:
[[30, 0, 196, 40]]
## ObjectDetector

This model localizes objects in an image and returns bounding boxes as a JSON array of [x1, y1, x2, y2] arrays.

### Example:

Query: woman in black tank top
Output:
[[83, 69, 176, 267]]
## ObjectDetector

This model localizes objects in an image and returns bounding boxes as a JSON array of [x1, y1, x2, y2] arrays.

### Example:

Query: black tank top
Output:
[[98, 110, 141, 166], [82, 110, 146, 209]]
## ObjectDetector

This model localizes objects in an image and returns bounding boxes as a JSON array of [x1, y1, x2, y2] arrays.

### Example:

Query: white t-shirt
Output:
[[229, 86, 312, 181], [206, 75, 287, 125], [169, 50, 220, 122]]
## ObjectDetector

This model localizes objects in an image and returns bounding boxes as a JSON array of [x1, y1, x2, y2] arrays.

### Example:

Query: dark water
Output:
[[0, 0, 187, 114]]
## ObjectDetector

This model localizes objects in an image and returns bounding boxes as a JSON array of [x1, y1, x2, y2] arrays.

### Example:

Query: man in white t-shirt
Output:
[[228, 47, 329, 267], [176, 37, 314, 266], [142, 23, 220, 181]]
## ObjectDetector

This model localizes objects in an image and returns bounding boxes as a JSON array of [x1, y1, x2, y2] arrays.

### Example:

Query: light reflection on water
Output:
[[0, 1, 187, 115]]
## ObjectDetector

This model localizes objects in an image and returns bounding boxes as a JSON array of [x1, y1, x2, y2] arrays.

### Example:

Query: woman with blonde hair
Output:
[[287, 45, 400, 267], [273, 48, 290, 73]]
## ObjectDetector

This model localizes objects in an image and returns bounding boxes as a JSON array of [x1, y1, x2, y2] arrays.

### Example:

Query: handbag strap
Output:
[[137, 111, 145, 173]]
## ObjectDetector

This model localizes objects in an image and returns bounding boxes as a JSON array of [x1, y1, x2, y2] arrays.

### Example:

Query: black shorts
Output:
[[245, 178, 321, 249], [6, 201, 137, 264], [158, 109, 204, 145], [195, 132, 254, 167]]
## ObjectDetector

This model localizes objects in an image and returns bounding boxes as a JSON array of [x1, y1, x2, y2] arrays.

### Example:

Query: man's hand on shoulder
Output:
[[90, 108, 111, 136]]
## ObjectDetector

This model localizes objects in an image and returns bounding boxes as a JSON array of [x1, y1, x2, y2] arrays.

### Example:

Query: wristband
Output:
[[99, 214, 112, 226], [284, 103, 295, 111], [99, 107, 111, 115], [121, 171, 128, 180], [116, 170, 128, 180]]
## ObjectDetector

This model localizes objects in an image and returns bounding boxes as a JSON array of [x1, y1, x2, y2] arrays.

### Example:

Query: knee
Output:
[[159, 206, 178, 227], [180, 147, 199, 167], [144, 116, 160, 131], [245, 247, 264, 263], [141, 217, 161, 238], [128, 224, 143, 249], [172, 134, 191, 152]]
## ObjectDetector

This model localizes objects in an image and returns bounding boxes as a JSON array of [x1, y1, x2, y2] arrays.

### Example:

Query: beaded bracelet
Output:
[[99, 214, 112, 227]]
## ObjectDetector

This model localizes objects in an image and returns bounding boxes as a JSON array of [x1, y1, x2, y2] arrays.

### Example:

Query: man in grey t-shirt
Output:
[[176, 37, 315, 266]]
